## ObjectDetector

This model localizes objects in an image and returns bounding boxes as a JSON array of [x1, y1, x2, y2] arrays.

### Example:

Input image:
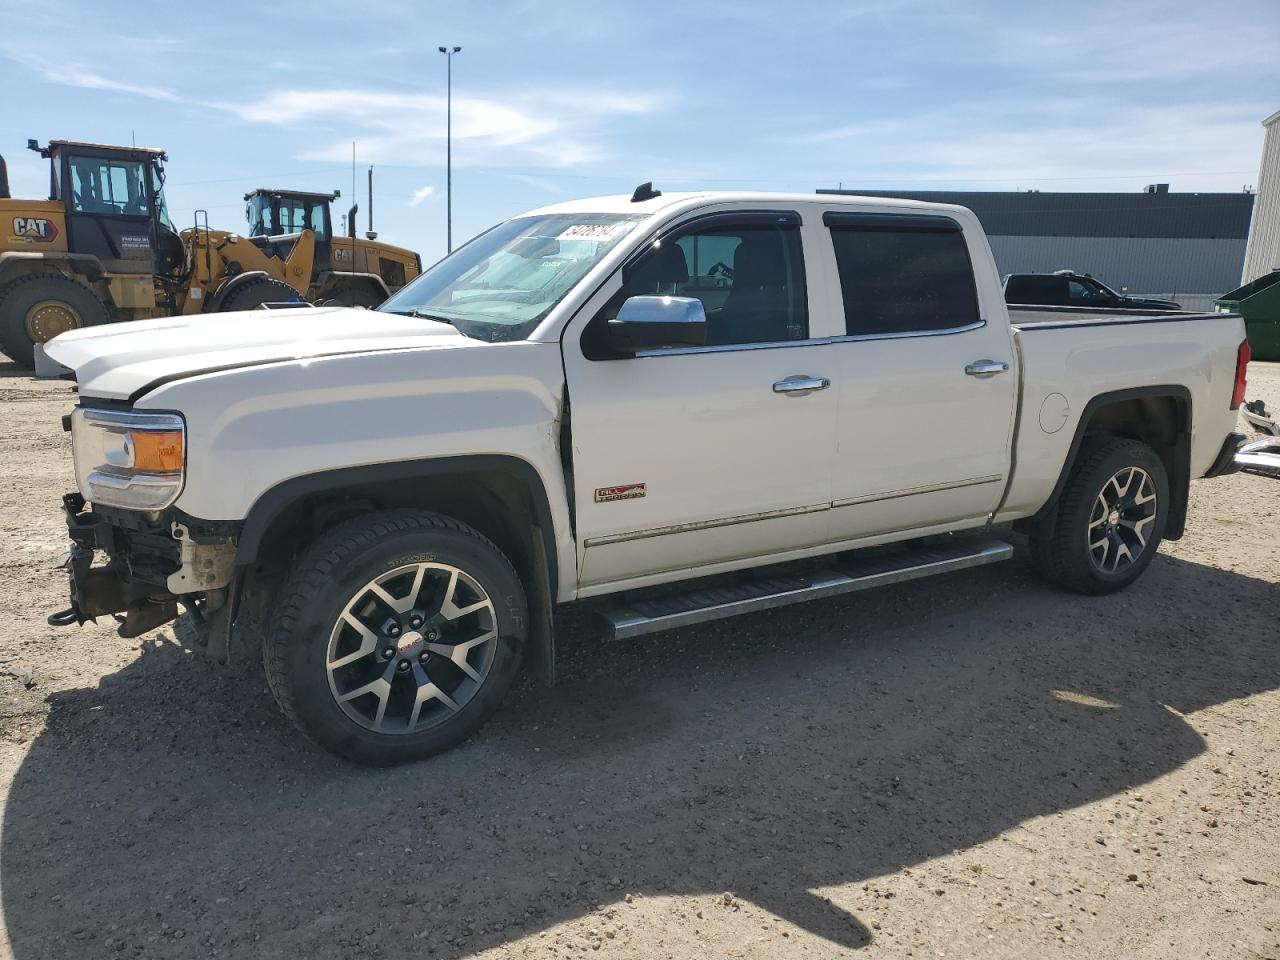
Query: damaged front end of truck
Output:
[[47, 405, 241, 658]]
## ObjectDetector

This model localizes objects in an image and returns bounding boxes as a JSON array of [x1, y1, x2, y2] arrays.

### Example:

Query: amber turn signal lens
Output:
[[130, 430, 184, 473]]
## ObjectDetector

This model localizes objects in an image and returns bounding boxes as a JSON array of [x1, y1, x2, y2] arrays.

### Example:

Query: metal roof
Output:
[[815, 189, 1255, 240], [244, 188, 340, 201], [44, 140, 166, 157]]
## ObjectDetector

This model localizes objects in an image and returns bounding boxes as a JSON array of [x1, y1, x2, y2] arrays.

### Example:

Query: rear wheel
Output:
[[1030, 436, 1169, 595], [0, 272, 111, 368], [217, 276, 304, 312], [263, 510, 528, 765]]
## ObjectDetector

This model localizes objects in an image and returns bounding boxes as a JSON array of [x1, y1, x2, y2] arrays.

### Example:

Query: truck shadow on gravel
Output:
[[4, 550, 1277, 957]]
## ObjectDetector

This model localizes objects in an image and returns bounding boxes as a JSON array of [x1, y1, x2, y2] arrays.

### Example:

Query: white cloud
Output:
[[2, 52, 182, 102], [225, 86, 672, 170], [790, 101, 1269, 193], [409, 185, 436, 207], [59, 68, 181, 102]]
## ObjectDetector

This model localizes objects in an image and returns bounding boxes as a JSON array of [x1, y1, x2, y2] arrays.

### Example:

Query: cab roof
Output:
[[40, 140, 167, 160], [244, 188, 339, 202], [521, 189, 977, 219]]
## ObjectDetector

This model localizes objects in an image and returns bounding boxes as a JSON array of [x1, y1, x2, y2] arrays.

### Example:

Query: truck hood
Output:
[[42, 306, 474, 400]]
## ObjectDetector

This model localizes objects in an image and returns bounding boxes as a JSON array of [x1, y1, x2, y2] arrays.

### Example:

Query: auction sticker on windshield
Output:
[[557, 223, 629, 242]]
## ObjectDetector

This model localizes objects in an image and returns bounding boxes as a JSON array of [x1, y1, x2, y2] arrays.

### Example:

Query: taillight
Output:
[[1231, 338, 1250, 410]]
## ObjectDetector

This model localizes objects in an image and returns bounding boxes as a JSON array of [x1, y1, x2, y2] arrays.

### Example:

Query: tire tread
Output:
[[1030, 436, 1166, 595], [0, 272, 110, 367], [262, 509, 523, 759]]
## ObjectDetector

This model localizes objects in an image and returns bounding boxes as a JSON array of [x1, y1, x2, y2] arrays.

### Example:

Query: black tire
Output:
[[263, 510, 527, 765], [0, 272, 111, 368], [1030, 436, 1169, 595], [217, 276, 304, 312]]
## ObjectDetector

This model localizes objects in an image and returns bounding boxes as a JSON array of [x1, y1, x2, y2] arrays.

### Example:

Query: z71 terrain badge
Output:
[[595, 483, 646, 503]]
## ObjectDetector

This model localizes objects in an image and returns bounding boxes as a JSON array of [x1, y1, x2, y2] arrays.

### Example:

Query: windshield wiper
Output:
[[409, 309, 456, 326]]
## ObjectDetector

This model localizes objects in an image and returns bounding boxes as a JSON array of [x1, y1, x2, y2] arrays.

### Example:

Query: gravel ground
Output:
[[0, 360, 1276, 960]]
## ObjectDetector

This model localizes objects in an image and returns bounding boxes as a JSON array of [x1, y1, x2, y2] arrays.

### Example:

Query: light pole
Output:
[[437, 45, 461, 254]]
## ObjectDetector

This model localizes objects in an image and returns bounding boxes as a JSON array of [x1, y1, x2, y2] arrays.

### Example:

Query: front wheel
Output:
[[216, 276, 304, 312], [264, 510, 527, 765], [0, 273, 111, 368], [1030, 436, 1169, 595]]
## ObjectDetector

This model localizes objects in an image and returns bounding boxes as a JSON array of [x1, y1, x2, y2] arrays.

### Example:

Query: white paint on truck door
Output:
[[562, 210, 838, 588], [817, 210, 1016, 540]]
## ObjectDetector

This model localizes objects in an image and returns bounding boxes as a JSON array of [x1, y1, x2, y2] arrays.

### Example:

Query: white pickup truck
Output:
[[42, 187, 1251, 765]]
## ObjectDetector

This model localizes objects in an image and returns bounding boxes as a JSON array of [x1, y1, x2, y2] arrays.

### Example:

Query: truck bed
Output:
[[1008, 304, 1227, 328]]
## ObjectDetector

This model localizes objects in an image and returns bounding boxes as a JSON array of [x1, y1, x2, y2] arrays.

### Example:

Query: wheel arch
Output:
[[314, 270, 390, 303], [206, 272, 305, 313], [1022, 385, 1193, 540], [236, 455, 560, 684], [0, 252, 106, 291]]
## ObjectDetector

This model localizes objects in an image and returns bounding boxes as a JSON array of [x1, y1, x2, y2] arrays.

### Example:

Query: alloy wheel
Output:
[[326, 562, 498, 734], [1087, 466, 1158, 575]]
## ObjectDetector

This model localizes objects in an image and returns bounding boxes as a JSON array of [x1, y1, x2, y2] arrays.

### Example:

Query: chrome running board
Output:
[[597, 538, 1013, 641]]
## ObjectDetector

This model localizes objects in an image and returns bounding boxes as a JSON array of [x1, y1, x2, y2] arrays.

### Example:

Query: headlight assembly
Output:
[[70, 409, 186, 510]]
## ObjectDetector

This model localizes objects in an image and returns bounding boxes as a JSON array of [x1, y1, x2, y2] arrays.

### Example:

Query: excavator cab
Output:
[[32, 140, 185, 277]]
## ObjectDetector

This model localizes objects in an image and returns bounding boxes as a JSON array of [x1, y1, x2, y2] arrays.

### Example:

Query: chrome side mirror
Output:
[[606, 295, 707, 353]]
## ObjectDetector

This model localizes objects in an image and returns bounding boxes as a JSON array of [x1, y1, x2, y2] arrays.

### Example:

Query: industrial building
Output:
[[1243, 108, 1280, 284], [817, 186, 1256, 311]]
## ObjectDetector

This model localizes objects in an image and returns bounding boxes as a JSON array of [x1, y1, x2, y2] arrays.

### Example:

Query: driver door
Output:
[[562, 210, 838, 591], [62, 151, 156, 275]]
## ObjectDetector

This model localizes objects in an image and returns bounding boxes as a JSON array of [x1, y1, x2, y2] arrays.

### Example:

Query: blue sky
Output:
[[2, 0, 1277, 263]]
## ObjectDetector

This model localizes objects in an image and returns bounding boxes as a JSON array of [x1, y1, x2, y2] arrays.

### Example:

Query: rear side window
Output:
[[827, 214, 979, 336], [1005, 274, 1067, 305]]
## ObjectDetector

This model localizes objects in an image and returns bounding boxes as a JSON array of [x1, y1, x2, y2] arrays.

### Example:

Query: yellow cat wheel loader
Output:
[[244, 187, 420, 307], [0, 140, 315, 368]]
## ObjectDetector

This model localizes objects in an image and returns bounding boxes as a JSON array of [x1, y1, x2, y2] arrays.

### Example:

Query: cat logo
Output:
[[11, 217, 58, 243]]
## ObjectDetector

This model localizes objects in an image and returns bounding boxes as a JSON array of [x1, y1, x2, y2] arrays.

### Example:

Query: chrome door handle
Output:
[[964, 360, 1009, 378], [773, 375, 831, 396]]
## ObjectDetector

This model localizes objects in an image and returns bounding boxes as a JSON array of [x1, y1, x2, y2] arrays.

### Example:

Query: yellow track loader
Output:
[[0, 140, 316, 367]]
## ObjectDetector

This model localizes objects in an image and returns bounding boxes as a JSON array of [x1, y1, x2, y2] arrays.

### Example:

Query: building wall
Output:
[[818, 187, 1253, 300], [1243, 109, 1280, 283], [985, 235, 1249, 298]]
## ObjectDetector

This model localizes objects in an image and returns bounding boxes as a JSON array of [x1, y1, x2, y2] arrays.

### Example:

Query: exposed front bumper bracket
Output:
[[49, 492, 183, 637]]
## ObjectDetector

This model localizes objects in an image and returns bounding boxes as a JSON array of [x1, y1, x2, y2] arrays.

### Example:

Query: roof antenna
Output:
[[630, 181, 661, 203]]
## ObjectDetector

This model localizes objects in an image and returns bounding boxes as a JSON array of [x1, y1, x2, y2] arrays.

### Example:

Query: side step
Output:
[[597, 538, 1013, 641]]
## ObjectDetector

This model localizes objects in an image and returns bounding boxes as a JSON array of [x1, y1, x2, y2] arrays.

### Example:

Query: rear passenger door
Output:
[[820, 211, 1016, 542]]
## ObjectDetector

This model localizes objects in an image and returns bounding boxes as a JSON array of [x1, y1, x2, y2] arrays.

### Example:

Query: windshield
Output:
[[379, 213, 646, 342]]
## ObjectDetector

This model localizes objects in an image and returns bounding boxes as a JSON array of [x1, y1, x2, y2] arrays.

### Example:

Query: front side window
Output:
[[612, 219, 808, 347], [379, 213, 645, 343], [306, 200, 329, 240], [828, 219, 979, 335], [68, 156, 149, 217], [247, 195, 273, 237], [1068, 278, 1105, 303], [150, 163, 175, 232]]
